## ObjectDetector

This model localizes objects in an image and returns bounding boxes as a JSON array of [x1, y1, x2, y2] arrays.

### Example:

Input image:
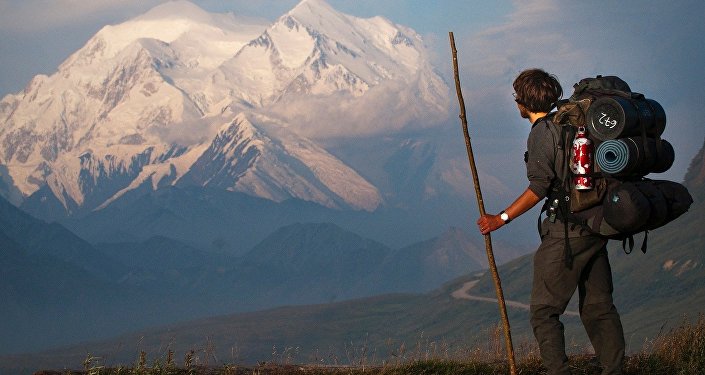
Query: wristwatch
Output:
[[500, 210, 511, 224]]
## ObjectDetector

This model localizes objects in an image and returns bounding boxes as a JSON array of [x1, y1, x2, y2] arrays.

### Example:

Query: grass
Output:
[[33, 316, 705, 375], [624, 316, 705, 375]]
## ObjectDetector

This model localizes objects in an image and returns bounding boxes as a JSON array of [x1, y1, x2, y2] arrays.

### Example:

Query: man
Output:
[[477, 68, 625, 375]]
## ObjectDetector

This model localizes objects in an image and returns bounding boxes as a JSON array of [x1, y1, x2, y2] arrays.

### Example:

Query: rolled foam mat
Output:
[[595, 137, 675, 176], [596, 139, 633, 175]]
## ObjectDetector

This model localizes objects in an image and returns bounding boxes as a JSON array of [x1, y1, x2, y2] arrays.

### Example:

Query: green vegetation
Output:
[[39, 316, 704, 375]]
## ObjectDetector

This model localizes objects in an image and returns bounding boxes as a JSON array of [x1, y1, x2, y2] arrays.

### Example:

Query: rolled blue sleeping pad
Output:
[[596, 139, 633, 175], [595, 137, 674, 176]]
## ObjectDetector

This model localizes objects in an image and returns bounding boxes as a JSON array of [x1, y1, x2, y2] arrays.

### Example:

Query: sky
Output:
[[1, 0, 703, 205]]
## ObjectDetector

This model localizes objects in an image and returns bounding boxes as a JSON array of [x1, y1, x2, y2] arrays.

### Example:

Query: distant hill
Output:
[[0, 197, 126, 281], [372, 227, 525, 292], [210, 222, 500, 309], [234, 222, 392, 304], [684, 137, 705, 201], [0, 197, 167, 354], [56, 185, 466, 256], [1, 194, 502, 357]]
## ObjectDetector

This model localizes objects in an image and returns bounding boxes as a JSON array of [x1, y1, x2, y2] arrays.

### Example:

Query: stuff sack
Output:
[[601, 179, 693, 238]]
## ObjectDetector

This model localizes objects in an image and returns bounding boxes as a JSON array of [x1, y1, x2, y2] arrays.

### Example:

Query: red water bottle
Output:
[[571, 126, 593, 190]]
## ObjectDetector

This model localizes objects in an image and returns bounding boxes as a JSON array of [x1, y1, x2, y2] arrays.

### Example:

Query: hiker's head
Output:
[[512, 68, 562, 114]]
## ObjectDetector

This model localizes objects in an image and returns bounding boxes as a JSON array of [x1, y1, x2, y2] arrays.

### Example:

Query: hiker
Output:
[[476, 68, 625, 375]]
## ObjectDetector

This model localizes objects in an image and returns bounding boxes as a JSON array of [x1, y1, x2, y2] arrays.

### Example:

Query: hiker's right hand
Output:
[[477, 214, 503, 235]]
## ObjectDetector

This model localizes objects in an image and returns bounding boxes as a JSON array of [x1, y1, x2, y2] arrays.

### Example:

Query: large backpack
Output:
[[551, 75, 693, 256]]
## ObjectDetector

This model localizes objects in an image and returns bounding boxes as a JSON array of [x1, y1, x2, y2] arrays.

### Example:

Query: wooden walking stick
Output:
[[448, 31, 517, 375]]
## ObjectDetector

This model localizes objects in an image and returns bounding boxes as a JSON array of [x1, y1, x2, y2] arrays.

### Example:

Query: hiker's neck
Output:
[[529, 112, 548, 124]]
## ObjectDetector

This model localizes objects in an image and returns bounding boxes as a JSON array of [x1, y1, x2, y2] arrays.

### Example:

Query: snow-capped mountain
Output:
[[211, 0, 440, 108], [0, 0, 448, 214]]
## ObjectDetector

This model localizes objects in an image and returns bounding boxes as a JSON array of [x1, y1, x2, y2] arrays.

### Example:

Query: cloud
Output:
[[261, 77, 450, 140], [147, 115, 226, 147]]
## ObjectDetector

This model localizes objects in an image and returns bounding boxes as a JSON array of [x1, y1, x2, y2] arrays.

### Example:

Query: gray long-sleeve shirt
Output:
[[526, 116, 568, 200]]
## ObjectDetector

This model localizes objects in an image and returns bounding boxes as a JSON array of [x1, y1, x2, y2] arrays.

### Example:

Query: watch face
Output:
[[501, 212, 509, 222]]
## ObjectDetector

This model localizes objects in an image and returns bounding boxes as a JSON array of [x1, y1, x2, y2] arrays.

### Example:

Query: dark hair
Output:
[[512, 68, 563, 113]]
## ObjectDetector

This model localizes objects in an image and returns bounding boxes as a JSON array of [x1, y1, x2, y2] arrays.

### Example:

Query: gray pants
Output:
[[530, 228, 625, 375]]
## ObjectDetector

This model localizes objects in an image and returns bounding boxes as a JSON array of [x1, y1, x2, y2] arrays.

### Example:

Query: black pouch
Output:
[[602, 179, 692, 233]]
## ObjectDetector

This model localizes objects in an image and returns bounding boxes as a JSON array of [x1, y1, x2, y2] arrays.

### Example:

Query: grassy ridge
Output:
[[37, 316, 705, 374], [10, 261, 695, 373]]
